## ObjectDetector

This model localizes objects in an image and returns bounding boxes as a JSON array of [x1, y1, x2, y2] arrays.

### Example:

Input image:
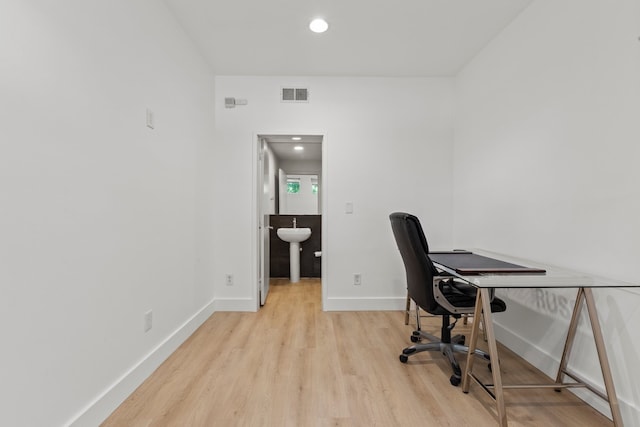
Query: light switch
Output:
[[146, 108, 155, 129], [345, 202, 353, 214]]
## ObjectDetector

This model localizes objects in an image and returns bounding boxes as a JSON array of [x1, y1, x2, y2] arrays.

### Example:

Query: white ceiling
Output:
[[163, 0, 533, 77]]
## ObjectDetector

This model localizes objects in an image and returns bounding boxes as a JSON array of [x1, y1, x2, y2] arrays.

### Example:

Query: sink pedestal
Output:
[[276, 227, 312, 284], [289, 242, 302, 283]]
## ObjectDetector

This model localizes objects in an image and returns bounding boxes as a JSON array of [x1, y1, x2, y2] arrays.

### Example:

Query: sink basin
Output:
[[276, 228, 312, 283], [277, 227, 311, 243]]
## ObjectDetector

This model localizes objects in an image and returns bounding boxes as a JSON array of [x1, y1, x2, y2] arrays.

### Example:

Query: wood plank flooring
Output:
[[103, 278, 611, 426]]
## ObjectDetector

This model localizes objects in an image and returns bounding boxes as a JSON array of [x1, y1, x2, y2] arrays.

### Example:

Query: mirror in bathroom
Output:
[[279, 173, 319, 214]]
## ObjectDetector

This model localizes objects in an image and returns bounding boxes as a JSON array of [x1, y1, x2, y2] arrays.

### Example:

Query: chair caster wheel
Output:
[[399, 354, 409, 363], [450, 375, 461, 386], [410, 335, 420, 343]]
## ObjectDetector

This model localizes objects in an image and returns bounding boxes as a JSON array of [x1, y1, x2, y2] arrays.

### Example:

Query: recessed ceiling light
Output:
[[309, 18, 328, 33], [291, 137, 302, 141], [294, 146, 304, 151]]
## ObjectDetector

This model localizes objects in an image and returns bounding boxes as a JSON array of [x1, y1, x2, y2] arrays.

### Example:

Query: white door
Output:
[[278, 168, 287, 214], [259, 139, 270, 305]]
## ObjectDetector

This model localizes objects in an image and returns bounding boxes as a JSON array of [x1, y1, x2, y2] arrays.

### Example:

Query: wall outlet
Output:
[[144, 310, 153, 332], [225, 274, 233, 286], [353, 273, 362, 286]]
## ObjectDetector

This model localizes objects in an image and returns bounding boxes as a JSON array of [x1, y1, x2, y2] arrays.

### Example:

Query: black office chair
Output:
[[389, 212, 506, 386]]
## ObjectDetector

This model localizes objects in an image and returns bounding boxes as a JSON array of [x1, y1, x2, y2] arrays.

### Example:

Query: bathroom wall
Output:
[[280, 158, 322, 213], [280, 159, 322, 175], [270, 215, 322, 278], [263, 138, 279, 214], [280, 174, 319, 215]]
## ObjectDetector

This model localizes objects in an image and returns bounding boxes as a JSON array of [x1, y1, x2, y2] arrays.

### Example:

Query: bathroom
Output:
[[260, 135, 322, 284]]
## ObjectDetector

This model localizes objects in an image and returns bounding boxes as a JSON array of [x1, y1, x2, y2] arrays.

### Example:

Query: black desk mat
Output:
[[429, 252, 546, 274]]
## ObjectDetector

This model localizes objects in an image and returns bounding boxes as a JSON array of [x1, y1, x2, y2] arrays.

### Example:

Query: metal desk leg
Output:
[[583, 288, 624, 427], [555, 288, 585, 387], [462, 290, 483, 393], [463, 289, 508, 426], [480, 288, 508, 427]]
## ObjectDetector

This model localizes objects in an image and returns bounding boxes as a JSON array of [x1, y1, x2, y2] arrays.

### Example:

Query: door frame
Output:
[[251, 131, 327, 310], [257, 137, 270, 305]]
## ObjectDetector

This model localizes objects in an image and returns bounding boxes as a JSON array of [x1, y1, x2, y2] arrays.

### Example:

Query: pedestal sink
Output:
[[277, 227, 311, 283]]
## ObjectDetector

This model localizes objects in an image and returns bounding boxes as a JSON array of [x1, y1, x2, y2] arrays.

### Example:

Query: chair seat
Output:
[[429, 279, 507, 315], [429, 296, 506, 316]]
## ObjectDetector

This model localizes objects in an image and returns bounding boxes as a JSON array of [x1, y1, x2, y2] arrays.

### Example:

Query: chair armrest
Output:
[[432, 276, 476, 315], [436, 275, 497, 300]]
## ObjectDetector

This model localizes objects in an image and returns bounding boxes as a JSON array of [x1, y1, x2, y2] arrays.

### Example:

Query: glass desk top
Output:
[[430, 249, 640, 289]]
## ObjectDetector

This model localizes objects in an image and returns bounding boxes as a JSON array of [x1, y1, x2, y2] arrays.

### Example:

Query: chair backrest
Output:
[[389, 212, 441, 313]]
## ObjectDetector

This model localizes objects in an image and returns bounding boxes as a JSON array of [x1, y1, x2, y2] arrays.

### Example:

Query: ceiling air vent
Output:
[[281, 87, 309, 102]]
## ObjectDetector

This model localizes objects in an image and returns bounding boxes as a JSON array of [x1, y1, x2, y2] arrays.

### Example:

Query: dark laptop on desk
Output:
[[429, 251, 546, 274]]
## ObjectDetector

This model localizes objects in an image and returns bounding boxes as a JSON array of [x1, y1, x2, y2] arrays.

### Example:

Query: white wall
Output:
[[213, 76, 455, 310], [0, 1, 215, 425], [454, 0, 640, 422]]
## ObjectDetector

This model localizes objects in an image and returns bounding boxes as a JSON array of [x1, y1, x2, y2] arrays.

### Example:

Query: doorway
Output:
[[254, 133, 325, 309]]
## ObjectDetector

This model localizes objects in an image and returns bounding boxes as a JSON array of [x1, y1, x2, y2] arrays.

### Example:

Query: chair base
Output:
[[399, 328, 491, 386]]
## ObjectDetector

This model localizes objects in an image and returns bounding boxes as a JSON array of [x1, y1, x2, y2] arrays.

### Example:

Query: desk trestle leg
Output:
[[464, 286, 623, 427], [584, 288, 624, 426], [462, 290, 483, 393], [555, 288, 585, 387], [480, 288, 507, 427], [556, 287, 624, 427], [463, 289, 508, 427]]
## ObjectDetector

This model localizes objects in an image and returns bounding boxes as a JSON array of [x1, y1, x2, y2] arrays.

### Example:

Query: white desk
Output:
[[431, 249, 638, 427]]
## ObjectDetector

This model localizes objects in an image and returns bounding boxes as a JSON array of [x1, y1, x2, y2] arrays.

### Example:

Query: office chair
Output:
[[389, 212, 506, 386]]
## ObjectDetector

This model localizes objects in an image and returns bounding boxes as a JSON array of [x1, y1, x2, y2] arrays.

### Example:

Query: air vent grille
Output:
[[295, 88, 308, 101], [281, 87, 309, 102]]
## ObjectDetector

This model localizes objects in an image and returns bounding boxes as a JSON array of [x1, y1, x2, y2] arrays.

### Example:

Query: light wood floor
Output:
[[103, 278, 611, 426]]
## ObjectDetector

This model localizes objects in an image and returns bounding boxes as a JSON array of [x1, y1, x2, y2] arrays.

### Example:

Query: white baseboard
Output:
[[494, 321, 640, 424], [212, 297, 257, 312], [324, 296, 406, 311], [66, 300, 217, 427]]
